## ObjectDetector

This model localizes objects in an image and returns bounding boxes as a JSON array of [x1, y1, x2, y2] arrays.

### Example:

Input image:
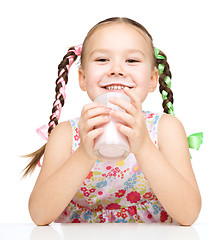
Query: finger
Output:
[[82, 102, 104, 116], [87, 127, 104, 141], [116, 123, 133, 139], [123, 87, 142, 112], [108, 96, 136, 116], [109, 110, 134, 128], [86, 115, 110, 132], [85, 106, 111, 120]]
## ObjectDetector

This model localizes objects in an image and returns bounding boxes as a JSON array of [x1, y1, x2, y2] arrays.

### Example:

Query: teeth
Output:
[[105, 85, 125, 90]]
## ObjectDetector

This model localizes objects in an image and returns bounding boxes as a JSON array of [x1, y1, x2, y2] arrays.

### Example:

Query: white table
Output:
[[0, 223, 209, 240]]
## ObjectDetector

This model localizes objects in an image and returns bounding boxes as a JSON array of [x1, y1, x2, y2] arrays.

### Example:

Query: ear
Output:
[[149, 67, 159, 93], [78, 68, 86, 91]]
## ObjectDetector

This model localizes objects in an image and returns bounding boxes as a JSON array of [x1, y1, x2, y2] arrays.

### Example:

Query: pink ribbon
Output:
[[68, 44, 82, 56], [36, 125, 48, 141]]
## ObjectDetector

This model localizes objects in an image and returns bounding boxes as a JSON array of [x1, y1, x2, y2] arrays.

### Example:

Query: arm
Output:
[[108, 87, 201, 226], [29, 102, 110, 226], [29, 121, 96, 226], [135, 114, 201, 226]]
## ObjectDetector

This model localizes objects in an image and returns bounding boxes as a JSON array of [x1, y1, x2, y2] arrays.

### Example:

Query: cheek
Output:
[[86, 65, 107, 85], [134, 69, 150, 87]]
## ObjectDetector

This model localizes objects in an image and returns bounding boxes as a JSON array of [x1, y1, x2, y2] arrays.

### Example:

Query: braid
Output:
[[154, 48, 174, 116], [48, 47, 78, 135], [22, 45, 82, 177]]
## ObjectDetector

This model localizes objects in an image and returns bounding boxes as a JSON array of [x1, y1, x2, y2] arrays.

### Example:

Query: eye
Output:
[[126, 59, 140, 63], [95, 58, 109, 62]]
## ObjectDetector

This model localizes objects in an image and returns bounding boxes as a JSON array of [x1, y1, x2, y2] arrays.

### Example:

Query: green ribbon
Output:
[[166, 102, 175, 116], [154, 47, 203, 157], [164, 76, 171, 88], [155, 47, 174, 116], [162, 90, 168, 100], [187, 132, 203, 151], [154, 47, 166, 60], [161, 90, 175, 116], [158, 64, 165, 75]]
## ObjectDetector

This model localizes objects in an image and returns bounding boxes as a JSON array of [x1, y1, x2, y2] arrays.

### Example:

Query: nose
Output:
[[108, 62, 125, 77]]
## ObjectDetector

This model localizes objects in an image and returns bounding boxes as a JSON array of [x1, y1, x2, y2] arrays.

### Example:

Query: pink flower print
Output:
[[112, 170, 117, 177], [122, 213, 128, 219], [106, 203, 121, 210], [143, 211, 156, 223], [75, 127, 79, 133], [98, 191, 103, 195], [106, 166, 111, 170], [89, 188, 96, 193], [160, 210, 168, 222], [127, 206, 137, 216], [99, 214, 106, 223], [81, 187, 87, 192], [108, 212, 116, 222], [115, 189, 126, 198], [107, 167, 119, 177], [143, 192, 152, 200], [84, 191, 90, 197], [74, 134, 79, 141], [116, 212, 121, 217], [126, 191, 141, 203]]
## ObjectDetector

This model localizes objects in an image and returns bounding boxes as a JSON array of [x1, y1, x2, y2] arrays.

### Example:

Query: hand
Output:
[[108, 87, 151, 157], [78, 102, 111, 161]]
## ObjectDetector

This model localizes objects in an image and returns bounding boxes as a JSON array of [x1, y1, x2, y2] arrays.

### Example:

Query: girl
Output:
[[24, 17, 201, 226]]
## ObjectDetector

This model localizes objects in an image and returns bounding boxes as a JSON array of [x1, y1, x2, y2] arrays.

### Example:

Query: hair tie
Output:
[[68, 44, 83, 56]]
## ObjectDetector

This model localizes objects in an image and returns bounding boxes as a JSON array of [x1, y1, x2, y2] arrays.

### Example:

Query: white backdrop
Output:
[[0, 0, 208, 223]]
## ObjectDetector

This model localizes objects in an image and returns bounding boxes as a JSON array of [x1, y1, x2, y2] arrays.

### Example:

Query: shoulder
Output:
[[44, 121, 73, 160], [158, 114, 187, 143], [32, 121, 73, 190], [158, 113, 191, 167], [42, 120, 73, 170], [48, 120, 72, 142]]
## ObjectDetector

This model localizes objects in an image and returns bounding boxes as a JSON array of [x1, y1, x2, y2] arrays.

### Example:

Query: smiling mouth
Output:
[[102, 84, 133, 90]]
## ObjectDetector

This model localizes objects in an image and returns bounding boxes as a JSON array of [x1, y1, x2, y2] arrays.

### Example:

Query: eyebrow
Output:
[[90, 48, 145, 57], [126, 49, 145, 56]]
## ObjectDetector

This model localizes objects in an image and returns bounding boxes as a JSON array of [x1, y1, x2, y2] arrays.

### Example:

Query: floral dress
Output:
[[54, 111, 177, 224]]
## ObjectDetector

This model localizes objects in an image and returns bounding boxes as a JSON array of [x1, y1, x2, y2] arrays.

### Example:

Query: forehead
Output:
[[85, 23, 151, 55]]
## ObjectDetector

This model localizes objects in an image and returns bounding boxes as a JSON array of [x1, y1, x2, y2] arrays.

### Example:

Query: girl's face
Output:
[[79, 23, 158, 102]]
